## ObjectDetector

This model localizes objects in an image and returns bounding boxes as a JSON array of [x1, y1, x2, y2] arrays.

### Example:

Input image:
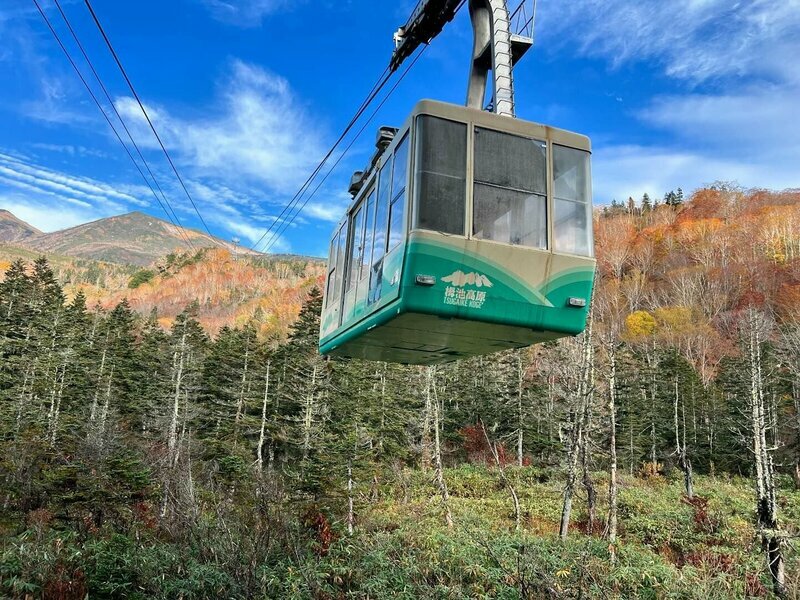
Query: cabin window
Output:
[[373, 159, 392, 265], [325, 231, 338, 306], [553, 145, 593, 257], [389, 192, 406, 250], [388, 134, 409, 250], [413, 116, 467, 235], [337, 221, 348, 285], [473, 128, 547, 248], [369, 159, 393, 304], [361, 189, 376, 281], [347, 203, 366, 291]]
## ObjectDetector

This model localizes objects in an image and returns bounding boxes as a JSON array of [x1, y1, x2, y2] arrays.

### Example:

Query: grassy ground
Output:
[[1, 466, 798, 599], [325, 466, 800, 599]]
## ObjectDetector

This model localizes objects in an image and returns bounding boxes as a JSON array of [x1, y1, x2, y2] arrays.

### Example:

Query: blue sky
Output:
[[1, 0, 798, 257]]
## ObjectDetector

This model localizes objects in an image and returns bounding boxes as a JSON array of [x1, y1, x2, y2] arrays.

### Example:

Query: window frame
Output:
[[471, 125, 549, 250]]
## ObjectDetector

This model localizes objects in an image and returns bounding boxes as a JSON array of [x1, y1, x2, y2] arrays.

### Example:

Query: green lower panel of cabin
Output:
[[319, 231, 595, 364]]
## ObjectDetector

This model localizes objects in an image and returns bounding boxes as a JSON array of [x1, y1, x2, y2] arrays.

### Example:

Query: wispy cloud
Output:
[[30, 142, 108, 159], [0, 151, 146, 210], [114, 60, 325, 195], [539, 0, 800, 196], [198, 0, 291, 27], [539, 0, 800, 86], [0, 192, 92, 232], [591, 144, 763, 203], [638, 87, 800, 152]]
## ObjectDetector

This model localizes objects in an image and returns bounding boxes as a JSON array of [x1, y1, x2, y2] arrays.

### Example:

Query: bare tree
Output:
[[255, 361, 271, 472], [744, 308, 785, 596], [481, 419, 520, 530], [559, 316, 594, 540], [673, 377, 694, 498], [428, 367, 452, 528]]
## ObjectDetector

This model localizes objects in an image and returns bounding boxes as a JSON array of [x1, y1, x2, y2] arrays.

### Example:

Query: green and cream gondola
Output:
[[319, 100, 596, 364]]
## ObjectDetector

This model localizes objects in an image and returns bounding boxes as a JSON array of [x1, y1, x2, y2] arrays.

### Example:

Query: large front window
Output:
[[413, 116, 467, 235], [473, 127, 547, 249], [553, 145, 593, 257]]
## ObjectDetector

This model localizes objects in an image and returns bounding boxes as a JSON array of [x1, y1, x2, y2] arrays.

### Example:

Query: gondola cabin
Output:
[[319, 100, 595, 364]]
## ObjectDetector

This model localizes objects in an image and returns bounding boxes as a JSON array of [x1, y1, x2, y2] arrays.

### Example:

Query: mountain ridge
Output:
[[0, 209, 42, 243], [0, 209, 265, 266]]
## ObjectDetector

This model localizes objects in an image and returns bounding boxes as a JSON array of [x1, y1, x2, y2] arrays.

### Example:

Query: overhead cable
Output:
[[261, 47, 428, 255], [83, 0, 222, 246], [249, 65, 393, 253], [31, 0, 195, 250], [51, 0, 193, 247]]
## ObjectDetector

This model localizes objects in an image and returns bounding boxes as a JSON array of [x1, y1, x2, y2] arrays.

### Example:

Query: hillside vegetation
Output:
[[1, 185, 799, 599], [0, 244, 324, 340]]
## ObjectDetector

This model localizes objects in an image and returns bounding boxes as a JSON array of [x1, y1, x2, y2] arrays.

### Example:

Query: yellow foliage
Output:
[[625, 310, 657, 338], [653, 306, 694, 333]]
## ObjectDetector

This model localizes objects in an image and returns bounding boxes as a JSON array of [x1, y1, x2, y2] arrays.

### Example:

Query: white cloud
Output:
[[591, 144, 761, 203], [30, 143, 108, 158], [539, 0, 800, 86], [305, 200, 347, 223], [538, 0, 800, 194], [0, 193, 98, 232], [0, 152, 144, 209], [200, 0, 289, 27], [638, 87, 800, 152], [114, 60, 324, 195]]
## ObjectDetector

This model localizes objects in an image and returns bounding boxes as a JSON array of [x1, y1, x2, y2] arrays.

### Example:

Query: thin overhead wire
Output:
[[249, 64, 393, 253], [31, 0, 195, 250], [260, 46, 428, 255], [50, 0, 194, 248], [83, 0, 222, 246]]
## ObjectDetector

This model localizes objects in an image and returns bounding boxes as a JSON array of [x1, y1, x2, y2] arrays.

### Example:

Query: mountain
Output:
[[0, 209, 41, 243], [9, 211, 260, 266]]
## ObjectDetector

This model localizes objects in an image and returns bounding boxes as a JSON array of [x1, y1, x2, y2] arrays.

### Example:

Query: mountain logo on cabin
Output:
[[442, 270, 493, 288]]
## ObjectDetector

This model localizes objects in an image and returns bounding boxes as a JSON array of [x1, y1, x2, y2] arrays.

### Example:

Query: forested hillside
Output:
[[0, 245, 325, 340], [1, 185, 799, 598]]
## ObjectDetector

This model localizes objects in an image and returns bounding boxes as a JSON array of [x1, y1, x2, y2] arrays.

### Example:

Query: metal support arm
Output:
[[467, 0, 516, 117], [392, 0, 532, 118]]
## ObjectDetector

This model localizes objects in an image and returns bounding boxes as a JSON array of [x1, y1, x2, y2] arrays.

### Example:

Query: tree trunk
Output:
[[747, 310, 785, 597], [516, 352, 524, 467], [48, 363, 66, 448], [674, 377, 694, 498], [559, 413, 581, 540], [98, 365, 114, 443], [481, 419, 520, 530], [90, 345, 107, 422], [167, 332, 187, 464], [429, 368, 453, 528], [560, 319, 593, 540], [421, 368, 433, 472], [256, 362, 270, 472], [347, 459, 355, 535], [234, 345, 250, 430], [581, 341, 597, 533], [302, 365, 317, 461], [378, 366, 387, 453], [607, 343, 618, 559]]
